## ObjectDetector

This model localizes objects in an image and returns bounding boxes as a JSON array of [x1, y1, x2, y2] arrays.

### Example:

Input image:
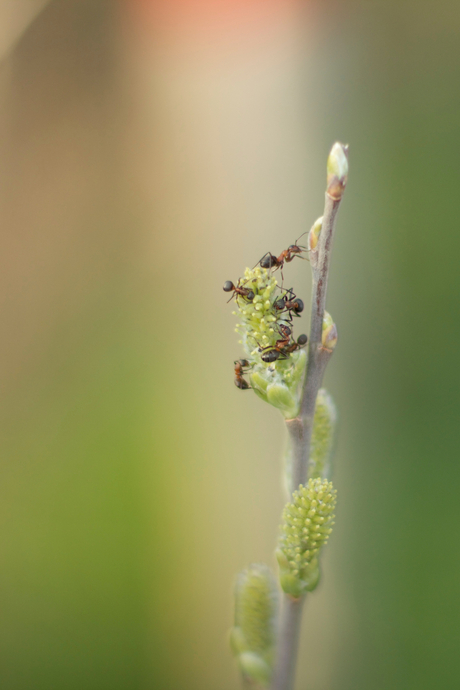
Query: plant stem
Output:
[[270, 189, 344, 690], [271, 596, 304, 690]]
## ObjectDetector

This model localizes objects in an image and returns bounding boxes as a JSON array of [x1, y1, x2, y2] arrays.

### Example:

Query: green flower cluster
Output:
[[276, 478, 337, 598], [233, 266, 279, 354], [233, 266, 307, 418], [309, 388, 337, 480], [230, 564, 278, 687]]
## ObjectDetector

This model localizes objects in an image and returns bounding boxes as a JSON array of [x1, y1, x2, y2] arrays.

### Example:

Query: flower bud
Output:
[[309, 388, 337, 480], [326, 142, 348, 200], [277, 478, 337, 597], [230, 564, 278, 686], [322, 311, 338, 351], [308, 216, 323, 251]]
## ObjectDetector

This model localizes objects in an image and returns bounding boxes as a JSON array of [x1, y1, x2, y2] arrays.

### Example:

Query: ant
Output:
[[281, 333, 308, 355], [234, 359, 251, 390], [223, 280, 255, 303], [274, 323, 292, 350], [257, 232, 309, 278], [259, 333, 308, 363], [274, 288, 304, 318]]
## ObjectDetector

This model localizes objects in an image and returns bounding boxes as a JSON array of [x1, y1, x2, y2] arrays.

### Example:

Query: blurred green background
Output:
[[1, 0, 460, 688]]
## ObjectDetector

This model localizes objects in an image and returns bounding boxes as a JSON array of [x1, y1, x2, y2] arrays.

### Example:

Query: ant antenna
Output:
[[294, 230, 308, 244]]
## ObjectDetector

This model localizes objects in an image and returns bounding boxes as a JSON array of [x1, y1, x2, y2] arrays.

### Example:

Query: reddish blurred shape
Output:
[[126, 0, 299, 34]]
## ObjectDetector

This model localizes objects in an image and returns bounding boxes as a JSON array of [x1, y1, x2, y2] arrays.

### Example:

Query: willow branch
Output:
[[287, 191, 342, 493], [271, 143, 348, 690]]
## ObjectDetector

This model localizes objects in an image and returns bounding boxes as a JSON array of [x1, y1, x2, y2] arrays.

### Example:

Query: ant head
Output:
[[297, 334, 308, 346], [274, 298, 286, 310], [246, 290, 255, 301], [293, 298, 304, 313], [279, 324, 292, 336], [289, 244, 305, 254], [239, 359, 250, 368], [223, 280, 234, 292]]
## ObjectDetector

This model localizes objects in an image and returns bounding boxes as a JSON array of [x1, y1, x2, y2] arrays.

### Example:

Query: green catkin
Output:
[[276, 479, 337, 598], [233, 266, 307, 418], [309, 388, 337, 480], [230, 564, 278, 686]]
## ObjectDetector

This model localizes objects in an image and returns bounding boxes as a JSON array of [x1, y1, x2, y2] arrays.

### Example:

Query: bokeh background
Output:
[[1, 1, 460, 688]]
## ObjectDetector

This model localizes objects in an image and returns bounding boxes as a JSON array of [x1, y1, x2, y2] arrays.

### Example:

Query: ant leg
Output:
[[280, 265, 285, 284], [252, 252, 271, 270], [277, 285, 295, 298]]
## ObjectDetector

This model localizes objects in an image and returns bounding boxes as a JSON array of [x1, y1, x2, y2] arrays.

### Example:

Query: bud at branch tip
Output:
[[327, 142, 349, 200]]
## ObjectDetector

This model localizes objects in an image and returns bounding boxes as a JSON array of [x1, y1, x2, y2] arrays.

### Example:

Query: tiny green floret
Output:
[[277, 478, 337, 598]]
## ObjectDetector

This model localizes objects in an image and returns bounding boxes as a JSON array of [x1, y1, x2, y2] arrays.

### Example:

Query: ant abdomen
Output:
[[261, 350, 281, 363], [235, 377, 250, 390], [293, 298, 304, 313], [260, 254, 278, 269]]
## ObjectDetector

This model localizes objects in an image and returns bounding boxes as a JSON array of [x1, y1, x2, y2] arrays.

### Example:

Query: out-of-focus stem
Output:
[[270, 597, 304, 690]]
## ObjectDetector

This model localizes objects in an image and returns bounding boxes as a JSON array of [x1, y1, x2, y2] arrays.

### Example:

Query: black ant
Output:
[[257, 233, 309, 277], [259, 333, 308, 363], [274, 288, 304, 318], [223, 280, 255, 303], [234, 359, 251, 389]]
